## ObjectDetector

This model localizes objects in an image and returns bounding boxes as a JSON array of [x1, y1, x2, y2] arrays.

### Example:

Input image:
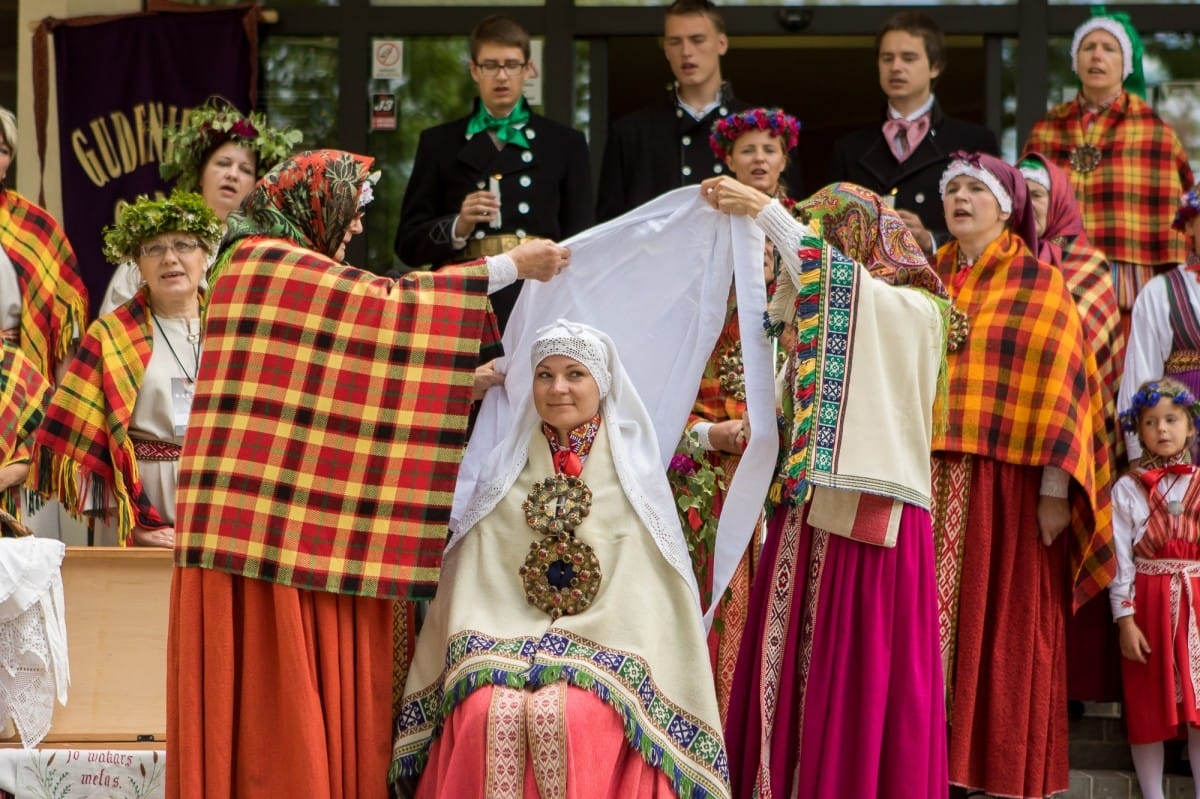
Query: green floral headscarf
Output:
[[216, 149, 375, 274]]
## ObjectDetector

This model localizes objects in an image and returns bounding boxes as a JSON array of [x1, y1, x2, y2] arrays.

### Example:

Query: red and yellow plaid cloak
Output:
[[0, 343, 50, 517], [0, 188, 87, 378], [1060, 237, 1126, 462], [1024, 92, 1194, 269], [174, 237, 491, 600], [934, 231, 1114, 609], [31, 291, 167, 544]]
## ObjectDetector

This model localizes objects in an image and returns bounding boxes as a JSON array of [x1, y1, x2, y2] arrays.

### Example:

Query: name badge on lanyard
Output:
[[172, 378, 194, 437]]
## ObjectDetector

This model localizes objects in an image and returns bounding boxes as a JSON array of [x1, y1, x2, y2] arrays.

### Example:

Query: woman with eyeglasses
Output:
[[97, 97, 301, 316], [31, 190, 221, 548]]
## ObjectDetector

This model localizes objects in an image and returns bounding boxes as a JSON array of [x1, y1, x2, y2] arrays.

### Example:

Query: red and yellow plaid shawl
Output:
[[0, 344, 50, 517], [0, 188, 87, 378], [1024, 92, 1194, 268], [31, 291, 166, 545], [1023, 152, 1126, 461], [175, 240, 491, 599], [934, 230, 1114, 609]]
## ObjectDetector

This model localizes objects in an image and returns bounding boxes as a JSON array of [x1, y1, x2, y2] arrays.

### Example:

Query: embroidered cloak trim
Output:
[[31, 290, 165, 545], [174, 237, 491, 600]]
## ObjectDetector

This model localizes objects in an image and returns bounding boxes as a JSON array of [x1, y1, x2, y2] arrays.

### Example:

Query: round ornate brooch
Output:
[[1068, 143, 1102, 174], [717, 343, 746, 402], [519, 474, 602, 618], [520, 533, 602, 619]]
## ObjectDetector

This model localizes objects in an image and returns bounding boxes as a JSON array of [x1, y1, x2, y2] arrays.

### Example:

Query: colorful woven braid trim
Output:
[[391, 629, 730, 799]]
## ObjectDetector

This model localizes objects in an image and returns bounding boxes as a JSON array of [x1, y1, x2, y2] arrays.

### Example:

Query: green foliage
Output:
[[666, 430, 727, 605], [161, 97, 303, 190], [102, 189, 222, 264]]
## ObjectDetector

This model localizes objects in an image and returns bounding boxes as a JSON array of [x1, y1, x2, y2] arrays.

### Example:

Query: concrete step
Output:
[[1065, 769, 1195, 798]]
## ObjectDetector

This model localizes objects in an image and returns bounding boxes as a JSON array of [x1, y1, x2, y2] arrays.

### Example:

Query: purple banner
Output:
[[53, 8, 254, 320]]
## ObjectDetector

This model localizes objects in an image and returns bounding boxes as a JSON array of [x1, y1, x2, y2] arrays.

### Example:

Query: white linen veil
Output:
[[449, 319, 698, 599], [448, 187, 779, 624]]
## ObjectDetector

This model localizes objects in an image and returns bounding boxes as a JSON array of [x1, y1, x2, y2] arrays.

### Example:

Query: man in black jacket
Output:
[[394, 14, 592, 332], [596, 0, 745, 222], [830, 11, 998, 256]]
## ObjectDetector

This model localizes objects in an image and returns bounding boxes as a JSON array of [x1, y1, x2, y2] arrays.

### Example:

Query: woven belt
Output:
[[0, 328, 17, 343], [1166, 349, 1200, 374], [131, 437, 181, 461], [463, 234, 527, 259], [1135, 557, 1200, 705]]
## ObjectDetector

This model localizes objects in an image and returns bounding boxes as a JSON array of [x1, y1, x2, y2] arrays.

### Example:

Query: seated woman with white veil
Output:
[[391, 319, 730, 799]]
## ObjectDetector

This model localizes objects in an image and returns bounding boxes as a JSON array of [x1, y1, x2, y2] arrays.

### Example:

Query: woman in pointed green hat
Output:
[[1024, 8, 1193, 337]]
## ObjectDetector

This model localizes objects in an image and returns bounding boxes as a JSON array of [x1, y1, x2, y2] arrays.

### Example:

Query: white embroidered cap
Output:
[[1019, 162, 1051, 192], [530, 319, 613, 398], [1071, 18, 1133, 82], [939, 159, 1013, 214]]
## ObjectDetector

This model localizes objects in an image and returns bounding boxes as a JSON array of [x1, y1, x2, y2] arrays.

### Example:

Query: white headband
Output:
[[1071, 18, 1133, 82], [939, 161, 1012, 214], [1019, 163, 1051, 192], [530, 319, 613, 398]]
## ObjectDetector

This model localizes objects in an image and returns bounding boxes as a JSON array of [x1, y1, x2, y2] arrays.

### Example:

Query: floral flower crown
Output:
[[1119, 380, 1200, 432], [159, 97, 303, 191], [1173, 185, 1200, 233], [709, 108, 800, 162], [102, 189, 223, 265]]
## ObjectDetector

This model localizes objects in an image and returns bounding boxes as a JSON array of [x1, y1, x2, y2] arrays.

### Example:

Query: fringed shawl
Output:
[[773, 226, 948, 512], [1024, 92, 1194, 267], [174, 237, 491, 599], [934, 230, 1114, 608], [0, 188, 87, 378], [31, 291, 164, 545], [1061, 238, 1125, 450], [0, 344, 50, 517]]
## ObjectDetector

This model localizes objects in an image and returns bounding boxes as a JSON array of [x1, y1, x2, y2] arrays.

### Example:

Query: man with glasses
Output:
[[394, 13, 592, 333]]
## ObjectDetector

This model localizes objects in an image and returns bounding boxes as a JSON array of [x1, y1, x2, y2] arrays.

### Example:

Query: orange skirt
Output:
[[166, 567, 394, 799]]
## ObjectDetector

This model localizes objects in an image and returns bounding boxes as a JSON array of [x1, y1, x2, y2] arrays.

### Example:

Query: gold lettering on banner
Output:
[[89, 118, 122, 179], [110, 112, 137, 173], [68, 102, 187, 186], [70, 129, 109, 188]]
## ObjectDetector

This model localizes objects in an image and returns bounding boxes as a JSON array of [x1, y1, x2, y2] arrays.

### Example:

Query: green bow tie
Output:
[[466, 99, 531, 149]]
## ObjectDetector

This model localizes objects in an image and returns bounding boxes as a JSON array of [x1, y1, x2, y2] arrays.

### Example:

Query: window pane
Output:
[[261, 37, 340, 149], [372, 0, 540, 5], [578, 0, 1013, 5], [363, 37, 481, 272]]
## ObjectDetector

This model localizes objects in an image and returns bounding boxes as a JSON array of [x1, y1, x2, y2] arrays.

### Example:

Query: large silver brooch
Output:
[[519, 475, 601, 619], [717, 344, 746, 402], [1068, 143, 1102, 174]]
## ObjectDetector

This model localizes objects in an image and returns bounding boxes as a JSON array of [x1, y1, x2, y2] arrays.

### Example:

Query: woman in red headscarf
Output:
[[932, 150, 1114, 799], [1021, 151, 1128, 707], [1020, 151, 1125, 451], [166, 149, 568, 799]]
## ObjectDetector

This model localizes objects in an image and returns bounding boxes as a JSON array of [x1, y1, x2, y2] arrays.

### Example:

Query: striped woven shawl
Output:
[[0, 189, 86, 377]]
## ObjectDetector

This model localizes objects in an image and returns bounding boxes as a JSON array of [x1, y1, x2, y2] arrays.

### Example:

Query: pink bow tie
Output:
[[882, 115, 930, 163]]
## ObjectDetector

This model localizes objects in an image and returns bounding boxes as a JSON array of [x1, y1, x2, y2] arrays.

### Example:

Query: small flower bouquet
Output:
[[667, 430, 727, 603]]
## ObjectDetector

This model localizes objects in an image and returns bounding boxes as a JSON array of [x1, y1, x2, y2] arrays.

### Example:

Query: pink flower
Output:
[[230, 118, 259, 139], [669, 453, 697, 476]]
